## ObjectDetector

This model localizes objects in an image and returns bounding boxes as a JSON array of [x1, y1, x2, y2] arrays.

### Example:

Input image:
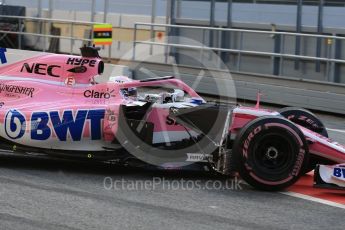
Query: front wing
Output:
[[314, 164, 345, 190]]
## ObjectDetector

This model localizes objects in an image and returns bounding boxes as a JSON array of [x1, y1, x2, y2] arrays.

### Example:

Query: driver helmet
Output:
[[110, 76, 137, 98]]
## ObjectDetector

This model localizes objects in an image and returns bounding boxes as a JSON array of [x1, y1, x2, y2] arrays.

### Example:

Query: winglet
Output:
[[255, 91, 263, 109]]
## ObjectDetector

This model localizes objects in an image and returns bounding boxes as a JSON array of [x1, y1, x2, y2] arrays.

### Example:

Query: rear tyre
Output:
[[233, 116, 309, 191], [279, 107, 328, 173]]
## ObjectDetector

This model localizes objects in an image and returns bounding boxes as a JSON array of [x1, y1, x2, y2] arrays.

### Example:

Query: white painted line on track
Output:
[[280, 191, 345, 209], [327, 128, 345, 134]]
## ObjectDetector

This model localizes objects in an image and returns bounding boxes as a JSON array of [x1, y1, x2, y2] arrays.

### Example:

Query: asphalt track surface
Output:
[[0, 111, 344, 230]]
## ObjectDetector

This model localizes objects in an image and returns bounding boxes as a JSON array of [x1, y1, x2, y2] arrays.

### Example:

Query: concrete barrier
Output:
[[128, 61, 345, 115]]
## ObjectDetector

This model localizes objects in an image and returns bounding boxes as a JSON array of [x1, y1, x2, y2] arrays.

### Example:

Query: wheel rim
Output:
[[250, 131, 296, 179]]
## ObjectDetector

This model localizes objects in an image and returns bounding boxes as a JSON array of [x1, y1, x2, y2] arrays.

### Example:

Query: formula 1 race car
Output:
[[0, 46, 344, 191]]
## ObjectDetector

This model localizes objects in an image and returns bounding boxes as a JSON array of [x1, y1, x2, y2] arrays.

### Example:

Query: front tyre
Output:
[[279, 107, 328, 137], [279, 107, 328, 173], [233, 116, 309, 191]]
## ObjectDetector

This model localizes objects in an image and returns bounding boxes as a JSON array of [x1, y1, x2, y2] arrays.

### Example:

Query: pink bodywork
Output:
[[0, 53, 203, 151], [0, 52, 344, 163]]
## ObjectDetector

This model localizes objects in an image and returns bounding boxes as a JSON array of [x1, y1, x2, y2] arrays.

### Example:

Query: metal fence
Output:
[[2, 15, 345, 83], [0, 0, 164, 20], [133, 22, 345, 83], [1, 13, 345, 83], [0, 15, 105, 53]]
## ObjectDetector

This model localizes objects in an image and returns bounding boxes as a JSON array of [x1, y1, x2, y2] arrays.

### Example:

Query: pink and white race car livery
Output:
[[0, 46, 344, 191]]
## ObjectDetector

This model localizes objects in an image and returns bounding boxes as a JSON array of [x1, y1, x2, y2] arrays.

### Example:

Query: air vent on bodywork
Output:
[[67, 66, 87, 73]]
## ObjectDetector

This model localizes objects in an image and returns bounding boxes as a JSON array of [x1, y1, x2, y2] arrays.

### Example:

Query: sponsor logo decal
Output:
[[0, 83, 35, 97], [64, 76, 75, 86], [297, 115, 320, 129], [4, 109, 105, 141], [333, 167, 345, 181], [166, 115, 181, 126], [242, 126, 262, 158], [21, 63, 61, 77], [0, 47, 7, 64], [66, 58, 96, 67], [5, 110, 26, 139], [84, 89, 115, 99], [291, 148, 305, 176], [186, 153, 211, 162]]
